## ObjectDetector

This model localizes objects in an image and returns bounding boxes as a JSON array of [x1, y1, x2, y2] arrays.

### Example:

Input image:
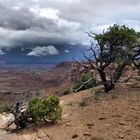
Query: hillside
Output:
[[0, 62, 72, 105], [0, 63, 140, 140], [0, 80, 140, 140]]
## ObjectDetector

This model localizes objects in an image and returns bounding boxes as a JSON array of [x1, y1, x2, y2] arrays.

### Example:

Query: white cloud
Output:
[[64, 49, 70, 53], [27, 45, 59, 57], [30, 6, 81, 29], [0, 0, 140, 51], [0, 49, 5, 55]]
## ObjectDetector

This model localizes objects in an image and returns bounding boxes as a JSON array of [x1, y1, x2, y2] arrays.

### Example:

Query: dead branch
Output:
[[73, 78, 94, 92]]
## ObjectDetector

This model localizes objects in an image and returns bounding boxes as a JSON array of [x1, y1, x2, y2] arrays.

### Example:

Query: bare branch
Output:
[[73, 58, 89, 69], [89, 44, 98, 64], [85, 31, 97, 39]]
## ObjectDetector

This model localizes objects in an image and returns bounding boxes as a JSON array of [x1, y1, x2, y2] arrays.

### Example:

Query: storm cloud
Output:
[[0, 0, 140, 62]]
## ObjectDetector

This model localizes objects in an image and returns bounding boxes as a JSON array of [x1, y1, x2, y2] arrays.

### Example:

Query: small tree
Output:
[[28, 96, 62, 122], [77, 24, 140, 92]]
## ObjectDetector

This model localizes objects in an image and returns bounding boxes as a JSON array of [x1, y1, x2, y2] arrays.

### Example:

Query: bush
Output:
[[28, 96, 62, 122], [81, 73, 92, 82], [73, 80, 83, 90], [111, 92, 118, 99], [73, 73, 96, 92], [79, 100, 87, 107], [62, 88, 71, 95], [0, 104, 14, 113]]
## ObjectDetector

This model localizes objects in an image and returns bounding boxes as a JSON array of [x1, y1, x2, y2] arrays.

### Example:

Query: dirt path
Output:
[[0, 86, 140, 140]]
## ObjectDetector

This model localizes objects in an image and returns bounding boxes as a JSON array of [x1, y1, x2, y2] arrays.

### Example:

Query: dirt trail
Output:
[[0, 85, 140, 140]]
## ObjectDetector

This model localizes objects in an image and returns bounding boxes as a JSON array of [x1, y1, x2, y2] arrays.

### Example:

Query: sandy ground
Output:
[[0, 83, 140, 140]]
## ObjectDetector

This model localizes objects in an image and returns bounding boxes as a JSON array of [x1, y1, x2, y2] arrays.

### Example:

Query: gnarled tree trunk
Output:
[[98, 61, 128, 93]]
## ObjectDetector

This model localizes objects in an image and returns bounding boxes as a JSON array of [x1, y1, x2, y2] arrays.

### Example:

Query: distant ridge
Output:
[[0, 60, 6, 65]]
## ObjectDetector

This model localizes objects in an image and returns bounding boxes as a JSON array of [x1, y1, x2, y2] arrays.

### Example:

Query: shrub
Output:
[[81, 73, 92, 82], [111, 93, 118, 99], [73, 73, 96, 92], [94, 93, 100, 102], [73, 80, 83, 90], [62, 88, 71, 95], [28, 96, 62, 122], [0, 104, 14, 113], [79, 100, 87, 107]]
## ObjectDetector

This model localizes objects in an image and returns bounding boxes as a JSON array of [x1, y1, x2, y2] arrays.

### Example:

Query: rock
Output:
[[60, 100, 64, 105], [83, 132, 91, 137], [98, 117, 107, 120], [65, 122, 71, 127], [125, 82, 134, 87], [62, 114, 72, 119], [112, 114, 121, 118], [117, 121, 127, 125], [0, 114, 15, 128], [118, 133, 125, 139], [37, 130, 50, 139], [72, 134, 78, 138], [123, 77, 130, 82], [136, 124, 140, 127], [88, 126, 92, 129], [125, 117, 133, 122], [134, 76, 140, 81], [87, 121, 94, 127], [131, 82, 140, 88]]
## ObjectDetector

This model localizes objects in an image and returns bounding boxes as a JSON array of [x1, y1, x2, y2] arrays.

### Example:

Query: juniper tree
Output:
[[78, 24, 140, 92]]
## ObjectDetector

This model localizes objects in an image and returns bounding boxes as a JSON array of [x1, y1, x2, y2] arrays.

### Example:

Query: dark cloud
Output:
[[0, 0, 140, 63], [0, 1, 83, 50]]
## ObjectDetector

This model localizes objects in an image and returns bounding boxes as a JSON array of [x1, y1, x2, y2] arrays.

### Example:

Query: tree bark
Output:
[[111, 62, 127, 85], [97, 68, 113, 92], [98, 61, 127, 93]]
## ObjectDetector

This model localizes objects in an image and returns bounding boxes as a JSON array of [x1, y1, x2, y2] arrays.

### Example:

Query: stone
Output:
[[118, 133, 125, 139], [72, 134, 78, 139], [134, 76, 140, 81], [37, 130, 50, 139], [117, 121, 127, 125], [83, 132, 91, 137], [98, 117, 107, 120], [136, 124, 140, 127], [65, 122, 71, 127], [87, 121, 94, 127]]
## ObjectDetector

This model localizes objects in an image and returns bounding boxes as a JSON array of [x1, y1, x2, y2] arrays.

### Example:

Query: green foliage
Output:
[[28, 96, 62, 122], [81, 73, 92, 82], [79, 100, 87, 107], [87, 24, 140, 92], [73, 80, 83, 90], [95, 24, 140, 64], [73, 73, 96, 91], [95, 24, 139, 47], [0, 104, 14, 113], [111, 92, 118, 99], [62, 88, 71, 95], [94, 93, 100, 102]]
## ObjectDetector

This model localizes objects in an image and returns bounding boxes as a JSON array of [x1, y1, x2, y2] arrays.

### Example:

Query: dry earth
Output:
[[0, 62, 72, 105], [0, 64, 139, 140], [0, 83, 140, 140]]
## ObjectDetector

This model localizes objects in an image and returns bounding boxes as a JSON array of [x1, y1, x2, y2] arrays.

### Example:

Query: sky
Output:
[[0, 0, 140, 64]]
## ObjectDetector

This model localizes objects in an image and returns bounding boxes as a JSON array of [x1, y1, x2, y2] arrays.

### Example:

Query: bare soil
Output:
[[0, 84, 139, 140]]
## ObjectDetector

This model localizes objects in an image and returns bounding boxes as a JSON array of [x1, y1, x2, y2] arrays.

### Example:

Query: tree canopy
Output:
[[79, 24, 140, 92]]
